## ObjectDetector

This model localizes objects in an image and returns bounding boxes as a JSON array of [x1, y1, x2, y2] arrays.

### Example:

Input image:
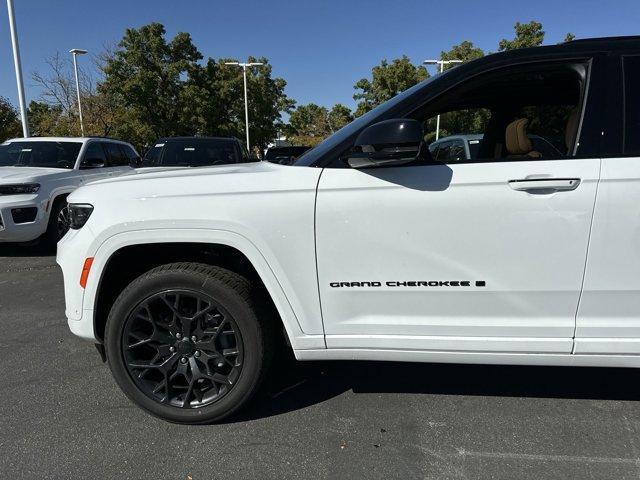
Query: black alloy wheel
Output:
[[105, 263, 272, 424], [122, 290, 244, 408]]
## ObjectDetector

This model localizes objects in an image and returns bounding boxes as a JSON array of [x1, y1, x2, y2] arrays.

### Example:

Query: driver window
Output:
[[416, 61, 587, 163]]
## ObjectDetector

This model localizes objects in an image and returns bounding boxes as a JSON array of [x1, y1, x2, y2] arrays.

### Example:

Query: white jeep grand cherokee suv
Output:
[[58, 36, 640, 424], [0, 137, 138, 247]]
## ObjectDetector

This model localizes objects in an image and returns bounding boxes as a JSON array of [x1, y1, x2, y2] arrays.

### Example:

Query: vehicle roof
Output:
[[460, 35, 640, 70], [4, 136, 132, 145]]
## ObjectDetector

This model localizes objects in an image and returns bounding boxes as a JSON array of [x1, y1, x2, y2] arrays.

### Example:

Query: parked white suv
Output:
[[58, 36, 640, 424], [0, 137, 138, 247]]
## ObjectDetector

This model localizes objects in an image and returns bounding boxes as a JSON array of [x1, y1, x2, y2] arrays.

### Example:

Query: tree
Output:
[[27, 101, 65, 136], [563, 33, 576, 43], [0, 97, 22, 141], [440, 40, 484, 69], [287, 103, 353, 146], [31, 53, 122, 137], [97, 24, 293, 154], [327, 104, 353, 133], [498, 21, 545, 51], [353, 56, 428, 116], [242, 57, 296, 154], [99, 23, 203, 146]]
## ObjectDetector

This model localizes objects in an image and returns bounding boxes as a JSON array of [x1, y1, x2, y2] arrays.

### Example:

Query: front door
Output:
[[316, 159, 599, 353]]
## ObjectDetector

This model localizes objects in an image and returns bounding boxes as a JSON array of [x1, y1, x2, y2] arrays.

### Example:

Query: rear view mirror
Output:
[[345, 118, 425, 169]]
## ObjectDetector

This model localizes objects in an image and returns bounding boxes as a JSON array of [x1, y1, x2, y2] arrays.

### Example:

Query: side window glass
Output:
[[434, 142, 451, 162], [449, 140, 466, 162], [105, 143, 128, 167], [80, 143, 107, 169], [417, 62, 587, 163], [624, 56, 640, 155], [122, 145, 140, 166]]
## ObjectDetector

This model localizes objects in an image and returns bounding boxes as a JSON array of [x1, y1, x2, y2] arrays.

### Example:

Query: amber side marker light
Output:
[[80, 257, 94, 288]]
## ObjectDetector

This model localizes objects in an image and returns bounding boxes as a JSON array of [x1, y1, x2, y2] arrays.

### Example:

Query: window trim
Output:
[[619, 54, 640, 157]]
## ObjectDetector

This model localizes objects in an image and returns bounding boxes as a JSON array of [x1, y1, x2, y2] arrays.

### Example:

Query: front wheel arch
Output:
[[93, 242, 290, 353]]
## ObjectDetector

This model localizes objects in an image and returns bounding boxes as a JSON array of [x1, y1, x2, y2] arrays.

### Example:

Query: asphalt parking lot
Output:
[[2, 247, 640, 479]]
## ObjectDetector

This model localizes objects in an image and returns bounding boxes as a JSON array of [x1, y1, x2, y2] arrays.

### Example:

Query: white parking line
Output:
[[458, 448, 640, 466]]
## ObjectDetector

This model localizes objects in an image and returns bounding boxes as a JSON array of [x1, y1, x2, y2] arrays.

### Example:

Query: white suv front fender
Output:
[[58, 227, 325, 350]]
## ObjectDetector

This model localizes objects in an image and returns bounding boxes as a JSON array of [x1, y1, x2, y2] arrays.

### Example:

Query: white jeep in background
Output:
[[0, 137, 138, 247]]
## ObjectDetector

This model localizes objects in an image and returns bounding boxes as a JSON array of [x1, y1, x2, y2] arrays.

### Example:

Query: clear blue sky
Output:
[[1, 0, 639, 111]]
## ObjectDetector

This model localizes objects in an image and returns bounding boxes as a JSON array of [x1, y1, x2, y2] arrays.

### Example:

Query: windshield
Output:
[[294, 75, 441, 166], [0, 141, 82, 169], [142, 140, 242, 167]]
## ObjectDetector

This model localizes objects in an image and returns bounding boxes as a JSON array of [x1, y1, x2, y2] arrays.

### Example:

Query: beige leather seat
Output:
[[565, 109, 580, 154], [505, 118, 541, 158]]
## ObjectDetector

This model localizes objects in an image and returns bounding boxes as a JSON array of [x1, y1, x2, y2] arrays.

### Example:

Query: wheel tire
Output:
[[42, 198, 69, 250], [105, 262, 272, 424]]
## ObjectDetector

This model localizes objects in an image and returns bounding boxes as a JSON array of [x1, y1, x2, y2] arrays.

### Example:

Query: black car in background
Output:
[[264, 145, 311, 165], [142, 137, 252, 168]]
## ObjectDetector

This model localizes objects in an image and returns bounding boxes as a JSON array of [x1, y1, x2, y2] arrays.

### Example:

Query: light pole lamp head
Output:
[[69, 48, 88, 55]]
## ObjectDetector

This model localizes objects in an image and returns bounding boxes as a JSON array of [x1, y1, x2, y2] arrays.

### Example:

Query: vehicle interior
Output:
[[412, 60, 588, 162]]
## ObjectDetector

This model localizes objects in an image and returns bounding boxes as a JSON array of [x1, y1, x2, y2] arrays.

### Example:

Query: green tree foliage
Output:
[[241, 58, 296, 153], [440, 40, 484, 69], [96, 23, 293, 153], [327, 104, 354, 132], [287, 103, 354, 146], [99, 23, 203, 145], [499, 21, 545, 51], [353, 56, 428, 117], [563, 33, 576, 43], [0, 97, 22, 141], [27, 101, 65, 136]]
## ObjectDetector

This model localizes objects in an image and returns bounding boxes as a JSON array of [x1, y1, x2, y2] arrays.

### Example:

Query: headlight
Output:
[[0, 183, 40, 195], [68, 203, 94, 230]]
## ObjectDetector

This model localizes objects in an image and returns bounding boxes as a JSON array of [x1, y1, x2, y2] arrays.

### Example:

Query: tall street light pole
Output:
[[69, 49, 88, 136], [6, 0, 29, 137], [423, 59, 463, 140], [225, 61, 264, 153]]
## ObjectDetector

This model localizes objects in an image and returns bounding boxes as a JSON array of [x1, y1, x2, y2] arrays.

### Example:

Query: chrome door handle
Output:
[[508, 178, 580, 193]]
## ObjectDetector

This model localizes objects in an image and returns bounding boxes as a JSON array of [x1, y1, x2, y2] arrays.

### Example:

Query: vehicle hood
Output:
[[84, 161, 277, 186], [68, 161, 315, 205], [0, 166, 71, 183]]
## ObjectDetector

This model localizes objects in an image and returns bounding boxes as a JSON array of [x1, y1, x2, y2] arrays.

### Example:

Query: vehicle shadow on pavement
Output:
[[0, 243, 55, 257], [233, 355, 640, 423]]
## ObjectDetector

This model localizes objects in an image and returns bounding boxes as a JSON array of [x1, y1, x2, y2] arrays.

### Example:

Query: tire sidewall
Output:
[[105, 267, 263, 424], [43, 198, 67, 248]]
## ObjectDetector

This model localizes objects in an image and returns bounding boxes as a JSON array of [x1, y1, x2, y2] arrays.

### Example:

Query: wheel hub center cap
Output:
[[176, 338, 195, 356]]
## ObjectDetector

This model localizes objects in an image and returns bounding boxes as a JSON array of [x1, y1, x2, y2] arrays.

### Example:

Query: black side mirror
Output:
[[274, 155, 295, 165], [80, 157, 105, 169], [130, 157, 142, 168], [345, 118, 425, 168]]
